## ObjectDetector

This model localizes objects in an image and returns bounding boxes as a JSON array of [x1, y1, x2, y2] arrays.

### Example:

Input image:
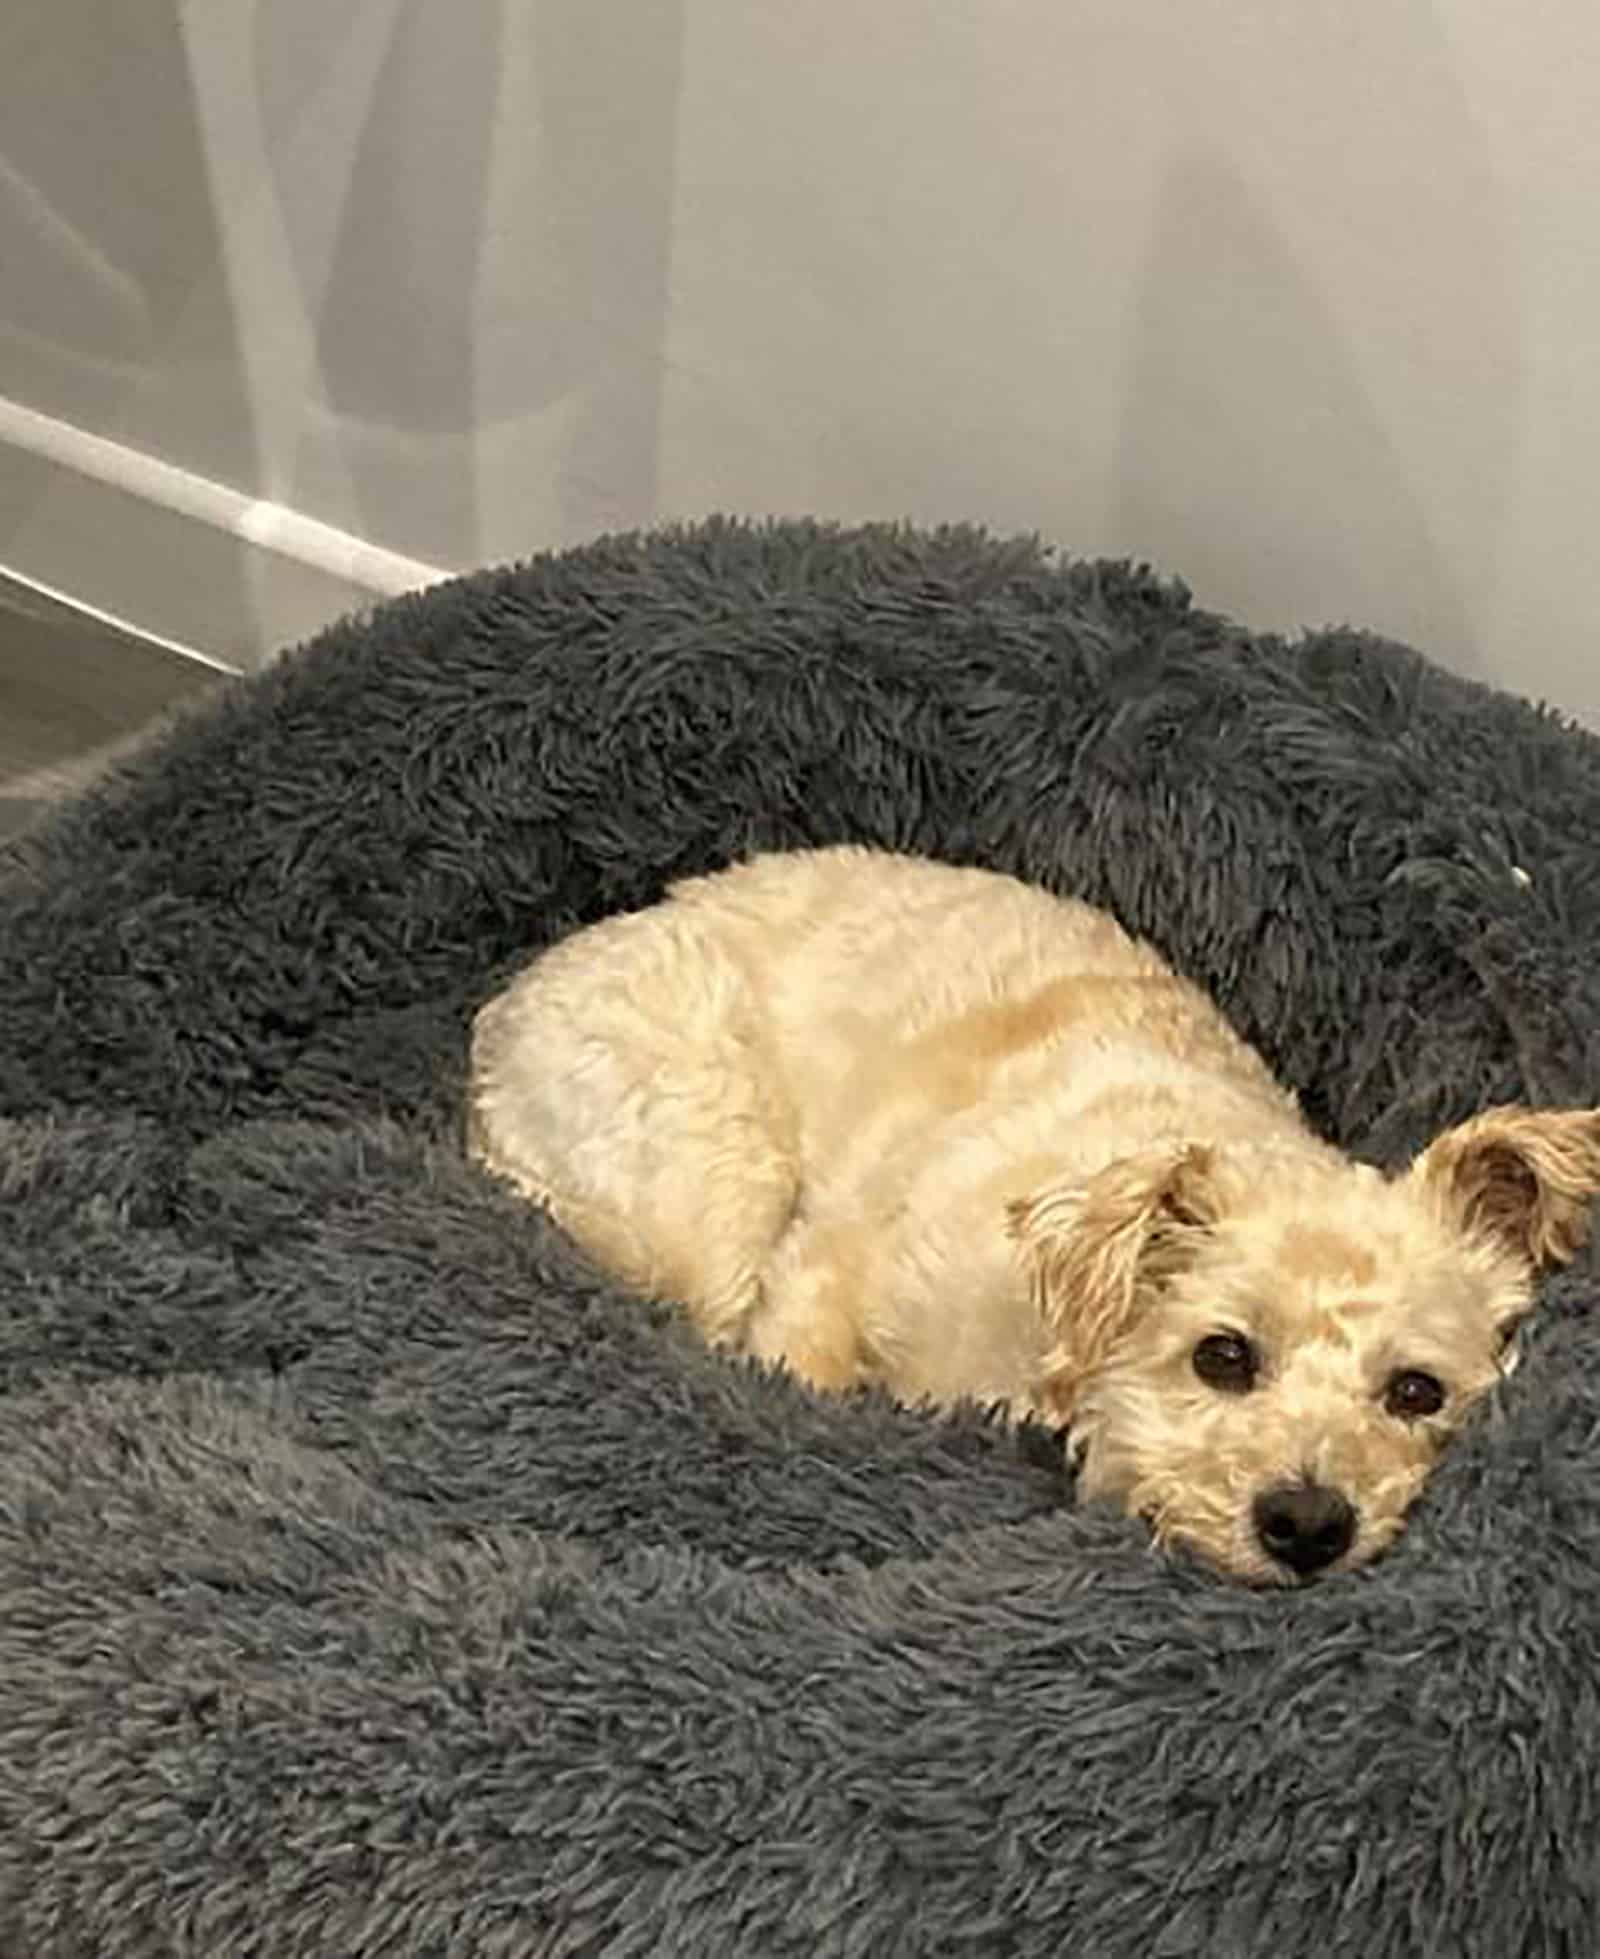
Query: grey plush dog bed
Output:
[[2, 519, 1597, 1957]]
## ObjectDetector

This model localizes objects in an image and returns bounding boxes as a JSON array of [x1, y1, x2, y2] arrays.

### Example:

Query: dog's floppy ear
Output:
[[1408, 1105, 1600, 1270], [1007, 1143, 1220, 1419]]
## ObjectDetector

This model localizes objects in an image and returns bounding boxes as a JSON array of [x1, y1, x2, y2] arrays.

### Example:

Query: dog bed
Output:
[[2, 518, 1598, 1957]]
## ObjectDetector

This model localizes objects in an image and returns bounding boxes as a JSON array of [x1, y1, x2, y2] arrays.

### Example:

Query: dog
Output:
[[468, 846, 1600, 1582]]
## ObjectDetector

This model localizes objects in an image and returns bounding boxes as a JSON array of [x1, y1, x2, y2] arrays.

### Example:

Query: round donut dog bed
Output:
[[2, 519, 1598, 1956]]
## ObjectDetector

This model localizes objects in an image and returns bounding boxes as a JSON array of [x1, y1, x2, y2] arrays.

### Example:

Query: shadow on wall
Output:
[[0, 0, 257, 615], [521, 0, 685, 544], [256, 0, 685, 566], [1110, 10, 1521, 681]]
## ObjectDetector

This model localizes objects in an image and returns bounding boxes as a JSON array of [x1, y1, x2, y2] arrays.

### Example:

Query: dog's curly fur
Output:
[[470, 845, 1600, 1581]]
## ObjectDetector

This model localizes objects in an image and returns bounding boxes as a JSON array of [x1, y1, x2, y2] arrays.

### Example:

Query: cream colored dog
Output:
[[469, 846, 1600, 1582]]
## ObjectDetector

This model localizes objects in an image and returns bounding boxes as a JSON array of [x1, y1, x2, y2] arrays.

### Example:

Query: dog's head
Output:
[[1008, 1106, 1600, 1583]]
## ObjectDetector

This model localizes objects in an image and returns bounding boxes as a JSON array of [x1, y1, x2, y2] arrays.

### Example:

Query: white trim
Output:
[[0, 394, 451, 600], [0, 559, 238, 673]]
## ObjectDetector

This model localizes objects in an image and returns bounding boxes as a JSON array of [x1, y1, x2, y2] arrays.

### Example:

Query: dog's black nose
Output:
[[1253, 1483, 1356, 1577]]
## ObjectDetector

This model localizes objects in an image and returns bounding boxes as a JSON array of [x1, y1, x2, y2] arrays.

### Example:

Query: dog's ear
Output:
[[1408, 1105, 1600, 1270], [1007, 1143, 1220, 1419]]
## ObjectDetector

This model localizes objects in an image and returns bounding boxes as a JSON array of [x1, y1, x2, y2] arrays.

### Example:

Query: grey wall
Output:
[[0, 0, 1594, 719]]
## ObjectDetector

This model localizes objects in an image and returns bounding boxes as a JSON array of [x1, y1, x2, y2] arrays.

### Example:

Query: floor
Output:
[[0, 574, 222, 840]]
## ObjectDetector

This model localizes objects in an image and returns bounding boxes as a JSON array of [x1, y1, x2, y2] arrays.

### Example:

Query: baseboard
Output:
[[0, 561, 236, 675], [0, 396, 451, 672]]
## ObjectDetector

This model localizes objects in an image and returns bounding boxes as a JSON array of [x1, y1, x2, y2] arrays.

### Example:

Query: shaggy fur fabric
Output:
[[2, 519, 1598, 1956]]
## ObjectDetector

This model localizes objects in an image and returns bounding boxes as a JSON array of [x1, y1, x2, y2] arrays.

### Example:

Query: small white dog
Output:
[[469, 846, 1600, 1582]]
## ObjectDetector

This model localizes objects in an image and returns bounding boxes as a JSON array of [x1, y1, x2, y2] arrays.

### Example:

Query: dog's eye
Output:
[[1384, 1369, 1446, 1420], [1192, 1331, 1257, 1392]]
